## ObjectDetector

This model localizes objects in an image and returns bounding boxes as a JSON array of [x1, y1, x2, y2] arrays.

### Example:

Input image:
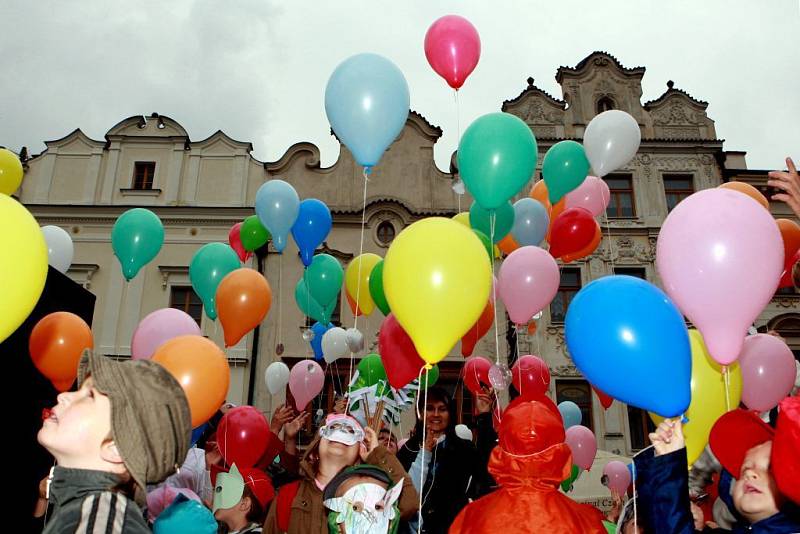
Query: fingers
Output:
[[788, 157, 797, 176]]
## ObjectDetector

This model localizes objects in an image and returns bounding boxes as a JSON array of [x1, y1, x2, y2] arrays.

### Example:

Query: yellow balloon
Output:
[[452, 212, 470, 228], [650, 329, 742, 465], [0, 149, 23, 196], [0, 195, 48, 342], [345, 253, 382, 316], [383, 217, 491, 366]]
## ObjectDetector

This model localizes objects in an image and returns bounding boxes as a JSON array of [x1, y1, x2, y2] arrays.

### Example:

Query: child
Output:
[[213, 464, 275, 533], [37, 350, 192, 533], [322, 464, 403, 534]]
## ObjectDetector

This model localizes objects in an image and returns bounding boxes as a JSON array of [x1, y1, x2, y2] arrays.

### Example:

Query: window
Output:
[[628, 405, 655, 450], [663, 174, 694, 212], [550, 268, 582, 323], [377, 221, 396, 246], [614, 267, 646, 281], [596, 96, 615, 114], [603, 174, 636, 218], [169, 286, 203, 326], [556, 379, 593, 432], [133, 162, 156, 190]]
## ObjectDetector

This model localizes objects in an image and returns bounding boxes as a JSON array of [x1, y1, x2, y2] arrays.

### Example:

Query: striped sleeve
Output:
[[74, 492, 128, 534]]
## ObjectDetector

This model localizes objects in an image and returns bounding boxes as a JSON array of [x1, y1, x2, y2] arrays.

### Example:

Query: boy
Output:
[[322, 464, 403, 534], [37, 350, 192, 533], [213, 464, 275, 533]]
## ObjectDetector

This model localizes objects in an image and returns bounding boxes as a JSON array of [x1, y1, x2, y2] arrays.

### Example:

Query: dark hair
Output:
[[242, 484, 266, 524], [409, 387, 457, 446]]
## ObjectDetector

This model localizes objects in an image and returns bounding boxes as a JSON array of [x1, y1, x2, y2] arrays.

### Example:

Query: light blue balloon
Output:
[[153, 494, 217, 534], [324, 53, 410, 169], [558, 401, 582, 429], [255, 180, 299, 253], [511, 197, 549, 246]]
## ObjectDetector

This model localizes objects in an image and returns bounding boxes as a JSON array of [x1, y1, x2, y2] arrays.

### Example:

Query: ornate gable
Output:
[[644, 81, 716, 140], [502, 77, 567, 139], [105, 113, 189, 141]]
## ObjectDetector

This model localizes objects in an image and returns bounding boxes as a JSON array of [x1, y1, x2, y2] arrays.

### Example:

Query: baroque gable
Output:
[[644, 81, 716, 140], [502, 77, 567, 139]]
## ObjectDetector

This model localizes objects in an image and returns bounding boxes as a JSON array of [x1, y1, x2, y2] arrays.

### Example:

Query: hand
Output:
[[270, 404, 295, 434], [649, 418, 685, 457], [205, 441, 223, 468], [474, 386, 495, 415], [38, 475, 48, 500], [768, 157, 800, 218], [333, 396, 347, 415], [360, 427, 379, 461], [284, 412, 309, 441], [606, 491, 623, 523], [423, 431, 439, 452]]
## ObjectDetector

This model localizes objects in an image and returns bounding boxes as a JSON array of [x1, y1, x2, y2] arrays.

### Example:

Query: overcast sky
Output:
[[1, 0, 798, 172]]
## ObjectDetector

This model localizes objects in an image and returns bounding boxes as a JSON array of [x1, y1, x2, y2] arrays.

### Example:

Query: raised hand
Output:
[[649, 418, 685, 457], [270, 404, 295, 434], [284, 411, 310, 441], [474, 386, 495, 415], [360, 427, 379, 461], [768, 157, 800, 218]]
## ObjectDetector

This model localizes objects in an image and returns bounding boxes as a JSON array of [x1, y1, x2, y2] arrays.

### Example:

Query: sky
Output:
[[1, 0, 798, 172]]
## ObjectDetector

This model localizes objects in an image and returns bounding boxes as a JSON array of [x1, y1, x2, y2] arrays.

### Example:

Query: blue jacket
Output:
[[635, 447, 800, 534]]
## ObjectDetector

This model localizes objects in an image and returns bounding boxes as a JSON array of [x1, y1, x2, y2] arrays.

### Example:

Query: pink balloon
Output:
[[739, 334, 797, 412], [603, 460, 631, 495], [289, 360, 324, 411], [424, 15, 480, 90], [228, 222, 251, 263], [656, 189, 784, 365], [146, 486, 201, 522], [565, 176, 610, 217], [565, 425, 597, 471], [498, 246, 560, 325], [131, 308, 202, 360]]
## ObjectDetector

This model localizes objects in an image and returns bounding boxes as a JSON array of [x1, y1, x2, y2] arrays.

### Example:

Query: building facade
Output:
[[15, 52, 799, 457]]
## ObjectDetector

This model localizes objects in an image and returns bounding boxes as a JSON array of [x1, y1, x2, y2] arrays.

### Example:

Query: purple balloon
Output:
[[739, 334, 797, 412], [131, 308, 202, 360], [497, 246, 560, 325]]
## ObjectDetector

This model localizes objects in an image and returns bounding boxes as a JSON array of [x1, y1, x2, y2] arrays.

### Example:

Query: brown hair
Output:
[[102, 434, 138, 498], [242, 485, 266, 524]]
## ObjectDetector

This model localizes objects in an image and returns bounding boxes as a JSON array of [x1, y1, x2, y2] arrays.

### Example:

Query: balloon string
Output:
[[119, 281, 129, 355], [515, 327, 522, 399], [278, 255, 283, 347], [490, 213, 501, 366], [418, 366, 429, 534], [723, 365, 731, 412], [604, 211, 615, 273], [454, 89, 462, 214], [347, 169, 369, 414]]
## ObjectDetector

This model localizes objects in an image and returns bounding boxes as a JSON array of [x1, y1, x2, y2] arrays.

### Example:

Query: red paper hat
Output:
[[238, 467, 275, 508], [773, 396, 800, 504], [709, 409, 774, 478]]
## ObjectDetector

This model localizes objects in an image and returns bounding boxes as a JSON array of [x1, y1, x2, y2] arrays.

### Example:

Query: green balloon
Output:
[[111, 208, 164, 281], [560, 464, 582, 492], [294, 278, 335, 324], [542, 140, 590, 204], [240, 215, 271, 252], [368, 260, 390, 316], [358, 354, 387, 386], [472, 230, 494, 262], [421, 364, 439, 389], [189, 243, 241, 320], [602, 520, 617, 534], [304, 254, 343, 309], [469, 201, 514, 243], [457, 112, 538, 210]]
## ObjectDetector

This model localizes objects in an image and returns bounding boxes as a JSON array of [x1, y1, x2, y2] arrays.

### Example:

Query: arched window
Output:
[[377, 221, 396, 246], [596, 96, 615, 114]]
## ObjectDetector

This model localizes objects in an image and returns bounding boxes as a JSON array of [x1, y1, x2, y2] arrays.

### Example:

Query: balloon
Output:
[[469, 201, 514, 243], [561, 464, 582, 493], [650, 330, 743, 465], [488, 363, 512, 391], [296, 279, 336, 324], [357, 354, 387, 386], [718, 181, 769, 210], [565, 425, 597, 471], [368, 260, 390, 316], [153, 336, 230, 427], [472, 230, 494, 262], [452, 212, 470, 228], [549, 207, 598, 260], [461, 299, 494, 357], [421, 364, 439, 389], [216, 268, 272, 347], [217, 406, 269, 468], [542, 141, 590, 204], [304, 254, 343, 310], [265, 361, 290, 395], [777, 219, 800, 288], [111, 208, 164, 281], [29, 312, 93, 391], [602, 461, 631, 495], [739, 333, 796, 412], [510, 198, 549, 247], [322, 327, 349, 363], [0, 148, 23, 194], [583, 110, 641, 178], [324, 53, 410, 169], [564, 176, 611, 217], [190, 423, 208, 446], [593, 386, 614, 410], [189, 243, 241, 320], [240, 215, 271, 253], [228, 222, 250, 263], [558, 401, 582, 429], [511, 355, 550, 400], [458, 112, 538, 210], [656, 189, 783, 365], [497, 246, 560, 325], [289, 360, 324, 411], [131, 308, 202, 361], [384, 218, 491, 366], [41, 225, 74, 274], [546, 199, 567, 243], [291, 199, 332, 267], [424, 15, 480, 90], [530, 180, 552, 212], [497, 233, 520, 255], [463, 356, 492, 395], [561, 220, 602, 264], [345, 253, 382, 317], [780, 249, 800, 289], [310, 322, 333, 361], [379, 314, 426, 389], [565, 275, 691, 417], [255, 180, 299, 253], [345, 328, 365, 353]]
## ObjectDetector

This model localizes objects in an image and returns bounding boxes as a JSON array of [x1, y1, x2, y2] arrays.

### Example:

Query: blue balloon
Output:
[[511, 197, 549, 246], [255, 179, 299, 253], [291, 199, 332, 267], [153, 494, 217, 534], [310, 321, 334, 361], [190, 423, 208, 446], [324, 53, 410, 169], [565, 275, 691, 417], [558, 401, 582, 429]]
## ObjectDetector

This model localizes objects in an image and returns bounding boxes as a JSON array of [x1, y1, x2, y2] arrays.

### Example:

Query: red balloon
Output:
[[228, 222, 251, 263], [548, 207, 596, 259], [511, 355, 550, 400], [379, 314, 426, 389], [461, 299, 494, 357], [424, 15, 481, 90], [463, 356, 492, 395], [593, 386, 614, 410], [779, 249, 800, 289], [217, 406, 269, 469]]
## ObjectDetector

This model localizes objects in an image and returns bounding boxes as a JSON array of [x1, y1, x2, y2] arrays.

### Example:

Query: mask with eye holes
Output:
[[322, 465, 403, 534]]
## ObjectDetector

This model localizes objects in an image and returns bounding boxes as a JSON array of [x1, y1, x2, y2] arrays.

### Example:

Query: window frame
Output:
[[169, 285, 203, 327], [550, 267, 582, 324], [603, 173, 636, 218], [132, 161, 156, 190], [555, 379, 594, 432], [662, 174, 695, 212]]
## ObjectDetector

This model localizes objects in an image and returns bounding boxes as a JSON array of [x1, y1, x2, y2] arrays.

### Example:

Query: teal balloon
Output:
[[472, 230, 494, 262], [295, 278, 336, 324], [469, 201, 514, 243], [111, 208, 164, 281], [368, 260, 390, 316], [357, 353, 387, 386], [542, 140, 590, 204], [457, 112, 538, 210], [189, 243, 240, 320], [304, 254, 343, 309]]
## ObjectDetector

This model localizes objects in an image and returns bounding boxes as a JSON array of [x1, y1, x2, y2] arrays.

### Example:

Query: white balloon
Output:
[[345, 327, 364, 353], [322, 327, 349, 363], [455, 424, 473, 441], [265, 361, 290, 395], [41, 225, 74, 274], [583, 110, 641, 177]]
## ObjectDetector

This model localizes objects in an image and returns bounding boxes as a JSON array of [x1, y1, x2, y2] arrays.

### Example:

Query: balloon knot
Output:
[[680, 415, 689, 424], [424, 363, 433, 370]]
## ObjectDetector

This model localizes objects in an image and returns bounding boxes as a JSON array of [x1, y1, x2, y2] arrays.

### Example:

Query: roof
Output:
[[644, 80, 709, 109], [556, 51, 646, 83], [502, 76, 567, 111]]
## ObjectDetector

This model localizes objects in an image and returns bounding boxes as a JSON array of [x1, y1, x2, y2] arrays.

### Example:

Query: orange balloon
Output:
[[530, 180, 552, 213], [546, 199, 567, 242], [777, 219, 800, 288], [561, 221, 602, 263], [527, 321, 538, 336], [153, 335, 230, 427], [497, 234, 520, 256], [216, 268, 272, 347], [461, 299, 494, 357], [30, 312, 93, 392], [346, 292, 363, 317], [719, 181, 769, 210]]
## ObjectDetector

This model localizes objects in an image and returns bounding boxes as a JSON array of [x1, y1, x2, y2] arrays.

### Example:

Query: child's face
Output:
[[378, 431, 397, 454], [732, 441, 784, 524], [213, 497, 247, 528]]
